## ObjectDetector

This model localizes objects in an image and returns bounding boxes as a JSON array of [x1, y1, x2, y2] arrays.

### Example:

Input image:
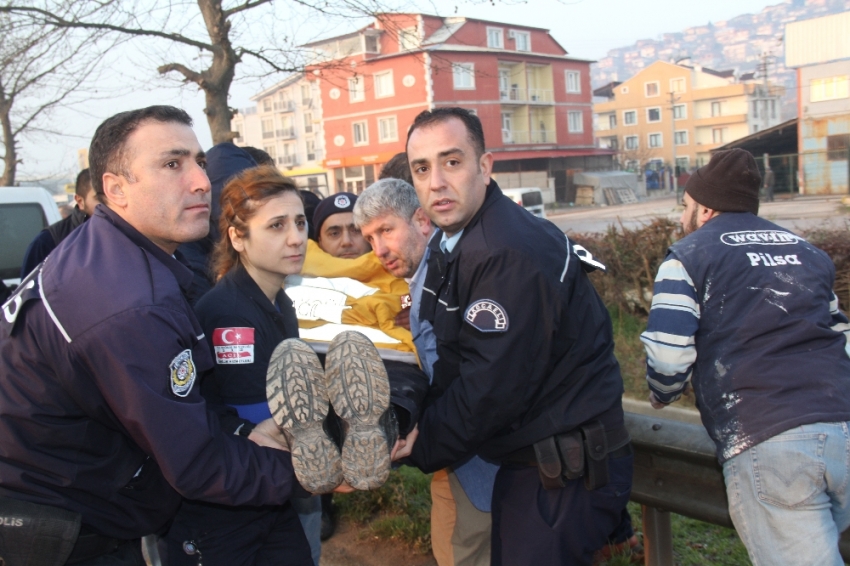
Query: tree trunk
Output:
[[0, 102, 17, 186]]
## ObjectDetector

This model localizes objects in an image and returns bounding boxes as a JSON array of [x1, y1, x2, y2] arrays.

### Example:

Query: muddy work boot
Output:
[[325, 331, 398, 490], [267, 338, 343, 493]]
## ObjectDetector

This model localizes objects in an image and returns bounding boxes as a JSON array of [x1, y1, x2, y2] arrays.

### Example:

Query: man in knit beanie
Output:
[[641, 148, 850, 564]]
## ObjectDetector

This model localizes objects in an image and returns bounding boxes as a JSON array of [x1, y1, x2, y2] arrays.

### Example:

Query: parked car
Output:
[[501, 187, 546, 218], [0, 187, 61, 288]]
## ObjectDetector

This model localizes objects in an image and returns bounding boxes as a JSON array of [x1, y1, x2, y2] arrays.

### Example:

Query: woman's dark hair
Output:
[[212, 165, 301, 280]]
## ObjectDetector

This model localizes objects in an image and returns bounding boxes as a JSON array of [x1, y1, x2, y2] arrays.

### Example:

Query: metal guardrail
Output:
[[623, 398, 850, 565]]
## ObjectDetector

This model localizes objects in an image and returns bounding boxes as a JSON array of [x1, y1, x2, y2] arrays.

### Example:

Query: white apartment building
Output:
[[232, 74, 329, 195]]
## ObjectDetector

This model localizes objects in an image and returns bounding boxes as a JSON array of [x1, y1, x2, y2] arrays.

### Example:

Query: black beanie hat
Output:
[[685, 149, 761, 215], [313, 192, 358, 238]]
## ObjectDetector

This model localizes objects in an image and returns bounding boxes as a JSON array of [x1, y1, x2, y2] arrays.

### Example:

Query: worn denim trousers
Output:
[[722, 422, 850, 566]]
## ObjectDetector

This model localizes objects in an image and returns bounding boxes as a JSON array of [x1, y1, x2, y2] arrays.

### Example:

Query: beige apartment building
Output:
[[593, 61, 783, 171]]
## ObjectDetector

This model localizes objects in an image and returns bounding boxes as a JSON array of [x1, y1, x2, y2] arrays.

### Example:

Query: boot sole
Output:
[[267, 338, 342, 493], [325, 331, 392, 490]]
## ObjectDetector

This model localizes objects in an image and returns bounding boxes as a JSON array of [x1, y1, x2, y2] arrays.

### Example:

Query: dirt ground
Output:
[[320, 520, 437, 566]]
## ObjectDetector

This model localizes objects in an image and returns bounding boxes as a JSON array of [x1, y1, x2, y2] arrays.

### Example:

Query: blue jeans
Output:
[[723, 422, 850, 566], [291, 494, 322, 566]]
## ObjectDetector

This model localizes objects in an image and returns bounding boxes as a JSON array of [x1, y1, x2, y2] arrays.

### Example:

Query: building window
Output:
[[566, 71, 581, 93], [675, 157, 689, 172], [262, 118, 274, 139], [712, 127, 725, 144], [811, 76, 849, 103], [674, 130, 688, 145], [673, 104, 687, 120], [452, 63, 475, 89], [349, 76, 364, 102], [399, 27, 418, 51], [770, 100, 776, 119], [378, 116, 398, 143], [353, 120, 368, 146], [711, 101, 722, 117], [263, 98, 272, 113], [510, 30, 530, 51], [753, 125, 759, 133], [623, 110, 637, 125], [670, 77, 686, 94], [303, 112, 313, 134], [364, 34, 379, 53], [752, 100, 759, 118], [301, 84, 312, 105], [374, 71, 394, 98], [625, 136, 638, 150], [648, 133, 662, 148], [827, 134, 850, 161], [645, 81, 659, 97], [306, 139, 316, 161], [647, 107, 661, 122], [487, 27, 504, 49], [568, 111, 583, 133], [609, 114, 617, 129]]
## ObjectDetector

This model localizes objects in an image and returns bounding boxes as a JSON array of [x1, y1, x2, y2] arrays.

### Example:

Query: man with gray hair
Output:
[[355, 177, 497, 566]]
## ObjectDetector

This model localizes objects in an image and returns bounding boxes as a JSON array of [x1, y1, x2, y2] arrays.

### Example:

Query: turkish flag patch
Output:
[[212, 327, 255, 364]]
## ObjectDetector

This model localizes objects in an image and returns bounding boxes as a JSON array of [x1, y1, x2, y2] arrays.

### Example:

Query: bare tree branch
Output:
[[224, 0, 273, 18]]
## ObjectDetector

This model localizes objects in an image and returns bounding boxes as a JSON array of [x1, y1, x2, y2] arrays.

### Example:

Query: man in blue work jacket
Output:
[[0, 106, 301, 565]]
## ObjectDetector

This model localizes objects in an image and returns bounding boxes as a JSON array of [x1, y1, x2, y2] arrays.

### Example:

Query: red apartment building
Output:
[[306, 13, 613, 202]]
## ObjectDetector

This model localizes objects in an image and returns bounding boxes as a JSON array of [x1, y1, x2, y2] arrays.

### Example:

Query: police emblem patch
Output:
[[169, 349, 196, 397], [464, 299, 509, 333], [334, 195, 351, 208]]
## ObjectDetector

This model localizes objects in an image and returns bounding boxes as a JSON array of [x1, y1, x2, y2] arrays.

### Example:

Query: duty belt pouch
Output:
[[533, 436, 565, 490], [555, 431, 584, 480], [0, 495, 81, 566], [580, 421, 609, 491]]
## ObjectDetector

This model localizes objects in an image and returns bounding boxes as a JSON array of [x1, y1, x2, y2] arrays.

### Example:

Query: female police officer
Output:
[[161, 166, 315, 565]]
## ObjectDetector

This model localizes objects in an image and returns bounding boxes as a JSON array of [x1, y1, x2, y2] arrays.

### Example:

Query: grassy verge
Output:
[[603, 502, 750, 566], [334, 465, 433, 554]]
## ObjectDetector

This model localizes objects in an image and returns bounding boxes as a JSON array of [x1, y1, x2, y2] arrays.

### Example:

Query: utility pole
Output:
[[669, 91, 680, 200]]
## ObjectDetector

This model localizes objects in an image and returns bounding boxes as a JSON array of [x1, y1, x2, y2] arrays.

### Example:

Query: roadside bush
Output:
[[804, 226, 850, 310], [571, 218, 682, 316]]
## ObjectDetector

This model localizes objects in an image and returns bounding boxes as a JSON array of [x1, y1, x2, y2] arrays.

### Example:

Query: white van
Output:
[[502, 187, 546, 218], [0, 187, 61, 287]]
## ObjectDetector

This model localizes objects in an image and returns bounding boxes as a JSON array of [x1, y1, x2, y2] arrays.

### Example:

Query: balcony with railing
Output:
[[262, 131, 275, 139], [498, 87, 554, 104], [274, 100, 296, 112], [276, 127, 296, 139], [279, 154, 298, 166], [306, 149, 324, 162], [501, 129, 553, 145]]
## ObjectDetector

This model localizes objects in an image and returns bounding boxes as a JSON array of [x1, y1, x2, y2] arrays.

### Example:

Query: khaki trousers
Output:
[[430, 468, 491, 566]]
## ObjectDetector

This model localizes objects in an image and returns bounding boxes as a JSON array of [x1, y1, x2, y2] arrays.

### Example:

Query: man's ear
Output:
[[479, 151, 494, 184], [699, 204, 720, 226], [73, 194, 84, 209], [101, 173, 127, 208], [412, 208, 431, 234], [229, 225, 245, 253]]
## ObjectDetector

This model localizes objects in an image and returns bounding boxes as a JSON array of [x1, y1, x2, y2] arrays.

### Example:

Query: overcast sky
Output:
[[21, 0, 782, 181]]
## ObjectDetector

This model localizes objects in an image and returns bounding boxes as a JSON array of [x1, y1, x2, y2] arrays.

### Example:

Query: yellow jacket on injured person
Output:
[[285, 240, 416, 359]]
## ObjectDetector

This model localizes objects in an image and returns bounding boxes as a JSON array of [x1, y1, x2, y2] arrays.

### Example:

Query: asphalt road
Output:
[[549, 195, 849, 235]]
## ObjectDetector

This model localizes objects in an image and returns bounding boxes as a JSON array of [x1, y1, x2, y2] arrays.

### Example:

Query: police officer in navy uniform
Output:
[[0, 107, 301, 566], [397, 108, 633, 565]]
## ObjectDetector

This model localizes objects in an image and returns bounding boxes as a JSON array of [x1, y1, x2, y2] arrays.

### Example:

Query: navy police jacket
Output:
[[196, 264, 299, 407], [411, 181, 625, 471], [0, 206, 297, 539], [671, 212, 850, 461]]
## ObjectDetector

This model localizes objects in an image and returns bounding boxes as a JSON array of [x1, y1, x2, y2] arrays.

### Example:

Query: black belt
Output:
[[503, 424, 631, 466]]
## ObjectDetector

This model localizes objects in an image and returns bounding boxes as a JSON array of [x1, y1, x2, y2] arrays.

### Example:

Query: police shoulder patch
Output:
[[170, 349, 197, 397], [464, 299, 509, 333]]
